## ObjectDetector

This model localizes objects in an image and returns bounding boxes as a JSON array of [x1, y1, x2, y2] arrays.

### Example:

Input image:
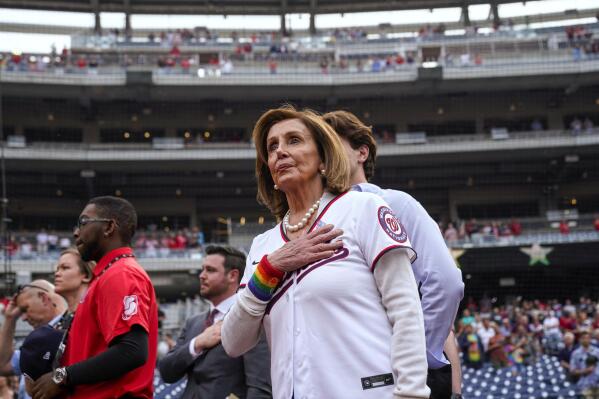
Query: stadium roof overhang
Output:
[[0, 0, 510, 15]]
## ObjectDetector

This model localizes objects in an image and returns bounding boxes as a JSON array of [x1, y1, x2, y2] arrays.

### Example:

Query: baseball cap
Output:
[[19, 325, 64, 380]]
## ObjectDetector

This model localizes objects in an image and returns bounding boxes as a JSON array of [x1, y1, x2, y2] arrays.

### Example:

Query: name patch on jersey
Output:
[[361, 373, 394, 390], [377, 206, 407, 243]]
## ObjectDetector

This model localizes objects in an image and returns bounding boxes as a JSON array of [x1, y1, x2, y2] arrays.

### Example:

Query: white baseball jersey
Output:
[[240, 191, 416, 399]]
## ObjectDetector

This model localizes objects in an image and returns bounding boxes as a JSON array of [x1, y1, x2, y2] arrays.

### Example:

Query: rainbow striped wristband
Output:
[[247, 255, 284, 301]]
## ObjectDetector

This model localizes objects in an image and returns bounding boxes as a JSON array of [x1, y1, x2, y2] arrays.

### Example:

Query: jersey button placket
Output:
[[290, 275, 297, 398]]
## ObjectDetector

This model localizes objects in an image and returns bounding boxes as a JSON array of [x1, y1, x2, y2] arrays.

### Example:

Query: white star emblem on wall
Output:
[[520, 243, 553, 266]]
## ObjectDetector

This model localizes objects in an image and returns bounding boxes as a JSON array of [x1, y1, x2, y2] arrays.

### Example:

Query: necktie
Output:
[[205, 308, 219, 328]]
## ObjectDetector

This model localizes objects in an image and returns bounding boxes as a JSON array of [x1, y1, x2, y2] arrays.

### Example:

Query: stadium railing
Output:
[[2, 128, 597, 160]]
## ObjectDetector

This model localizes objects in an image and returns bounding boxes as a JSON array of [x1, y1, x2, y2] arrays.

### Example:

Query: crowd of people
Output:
[[440, 216, 599, 246], [440, 219, 523, 244], [5, 214, 599, 261], [0, 105, 597, 399], [4, 227, 206, 261], [3, 21, 598, 77], [570, 116, 596, 135], [457, 296, 599, 396], [566, 25, 599, 62]]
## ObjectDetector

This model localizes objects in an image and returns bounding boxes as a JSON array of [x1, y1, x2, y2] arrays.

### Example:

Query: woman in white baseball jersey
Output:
[[221, 106, 430, 399]]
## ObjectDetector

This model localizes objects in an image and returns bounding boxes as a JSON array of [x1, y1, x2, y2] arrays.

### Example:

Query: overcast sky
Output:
[[0, 0, 597, 52]]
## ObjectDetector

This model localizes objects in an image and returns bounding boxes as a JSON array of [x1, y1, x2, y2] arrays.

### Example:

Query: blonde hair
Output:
[[253, 105, 351, 219], [59, 248, 95, 281]]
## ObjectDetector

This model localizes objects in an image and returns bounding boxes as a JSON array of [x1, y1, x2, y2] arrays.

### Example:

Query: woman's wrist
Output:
[[247, 255, 285, 301]]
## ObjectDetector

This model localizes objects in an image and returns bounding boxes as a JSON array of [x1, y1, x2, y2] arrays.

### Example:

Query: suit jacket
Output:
[[158, 311, 272, 399]]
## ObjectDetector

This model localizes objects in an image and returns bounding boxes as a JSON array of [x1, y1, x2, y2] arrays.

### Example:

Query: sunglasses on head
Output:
[[14, 284, 50, 299]]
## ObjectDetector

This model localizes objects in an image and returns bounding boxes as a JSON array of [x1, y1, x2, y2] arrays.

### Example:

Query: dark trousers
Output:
[[427, 364, 452, 399]]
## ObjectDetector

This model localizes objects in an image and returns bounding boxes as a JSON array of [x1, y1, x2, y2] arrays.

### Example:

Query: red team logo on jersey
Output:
[[377, 206, 407, 243]]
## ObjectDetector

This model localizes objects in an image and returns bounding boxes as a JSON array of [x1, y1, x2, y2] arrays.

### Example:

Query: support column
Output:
[[124, 0, 132, 35], [165, 127, 177, 138], [547, 110, 564, 130], [475, 114, 485, 134], [461, 4, 471, 27], [490, 2, 500, 28], [309, 0, 317, 35], [91, 0, 101, 34], [82, 123, 100, 143], [280, 0, 287, 36]]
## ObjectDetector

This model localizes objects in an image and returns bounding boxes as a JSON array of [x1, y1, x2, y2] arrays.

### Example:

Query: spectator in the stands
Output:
[[477, 316, 495, 353], [499, 318, 512, 337], [560, 311, 578, 333], [531, 119, 543, 131], [459, 324, 484, 369], [570, 332, 599, 392], [461, 309, 475, 327], [268, 58, 277, 74], [48, 231, 58, 252], [487, 323, 509, 369], [571, 117, 583, 134], [444, 222, 459, 243], [579, 311, 593, 333], [593, 215, 599, 231], [583, 117, 594, 133], [19, 239, 33, 260], [591, 313, 599, 331], [59, 236, 71, 250], [559, 220, 570, 234], [510, 219, 522, 236], [36, 229, 48, 255], [544, 310, 562, 353], [559, 332, 577, 381]]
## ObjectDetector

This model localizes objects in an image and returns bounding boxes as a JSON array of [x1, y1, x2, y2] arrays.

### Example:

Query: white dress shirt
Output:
[[188, 294, 237, 357]]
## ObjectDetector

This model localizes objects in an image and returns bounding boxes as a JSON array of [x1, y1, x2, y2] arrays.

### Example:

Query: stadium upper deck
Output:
[[0, 0, 531, 15]]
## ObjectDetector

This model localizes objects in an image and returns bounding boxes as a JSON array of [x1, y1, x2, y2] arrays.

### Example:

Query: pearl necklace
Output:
[[284, 198, 321, 233]]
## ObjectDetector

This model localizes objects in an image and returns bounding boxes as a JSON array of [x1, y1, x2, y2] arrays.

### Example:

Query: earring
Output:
[[320, 169, 326, 175], [274, 184, 279, 190]]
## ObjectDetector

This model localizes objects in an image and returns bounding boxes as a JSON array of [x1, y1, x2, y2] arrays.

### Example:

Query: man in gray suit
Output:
[[159, 245, 272, 399]]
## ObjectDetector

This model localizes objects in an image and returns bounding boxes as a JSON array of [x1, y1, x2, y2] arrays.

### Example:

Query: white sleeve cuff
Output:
[[188, 337, 202, 357]]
